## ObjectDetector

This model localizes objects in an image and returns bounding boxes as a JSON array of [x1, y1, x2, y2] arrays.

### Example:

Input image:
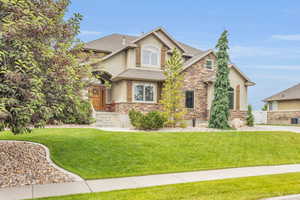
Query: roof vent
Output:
[[281, 94, 285, 98], [122, 36, 126, 45]]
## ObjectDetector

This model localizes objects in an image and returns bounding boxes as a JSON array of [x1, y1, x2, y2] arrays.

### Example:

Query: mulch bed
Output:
[[0, 141, 75, 188]]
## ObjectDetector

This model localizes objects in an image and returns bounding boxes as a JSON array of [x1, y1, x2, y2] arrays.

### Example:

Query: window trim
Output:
[[132, 82, 157, 103], [141, 45, 161, 68], [204, 58, 214, 70], [185, 90, 195, 109]]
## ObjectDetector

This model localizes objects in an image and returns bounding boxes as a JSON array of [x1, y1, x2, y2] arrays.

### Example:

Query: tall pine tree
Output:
[[208, 30, 231, 129], [161, 48, 186, 127]]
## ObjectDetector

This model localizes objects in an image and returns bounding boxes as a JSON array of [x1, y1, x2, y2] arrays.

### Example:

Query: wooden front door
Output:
[[89, 86, 106, 111]]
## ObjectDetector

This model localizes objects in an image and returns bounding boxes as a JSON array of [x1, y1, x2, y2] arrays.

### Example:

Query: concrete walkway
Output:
[[99, 125, 300, 133], [2, 164, 300, 200], [264, 194, 300, 200]]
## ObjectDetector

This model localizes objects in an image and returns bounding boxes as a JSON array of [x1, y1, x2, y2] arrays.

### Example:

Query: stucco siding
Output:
[[126, 48, 136, 69], [277, 100, 300, 110], [111, 80, 127, 103], [229, 67, 248, 111], [156, 30, 184, 53], [100, 51, 126, 76]]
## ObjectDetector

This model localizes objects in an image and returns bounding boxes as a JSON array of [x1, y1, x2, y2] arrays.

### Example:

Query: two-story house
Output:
[[83, 27, 255, 127]]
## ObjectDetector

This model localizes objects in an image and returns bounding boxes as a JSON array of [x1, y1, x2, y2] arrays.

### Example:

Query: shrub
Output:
[[50, 99, 95, 125], [129, 109, 144, 129], [246, 105, 254, 127], [129, 110, 166, 130]]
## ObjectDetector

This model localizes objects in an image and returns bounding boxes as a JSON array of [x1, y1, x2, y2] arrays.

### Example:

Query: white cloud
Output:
[[80, 30, 101, 36], [271, 34, 300, 41]]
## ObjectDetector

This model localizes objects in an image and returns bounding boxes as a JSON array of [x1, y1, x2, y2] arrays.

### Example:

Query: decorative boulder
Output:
[[230, 118, 245, 129]]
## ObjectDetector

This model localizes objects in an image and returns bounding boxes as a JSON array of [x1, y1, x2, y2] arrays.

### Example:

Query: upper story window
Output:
[[142, 45, 160, 67], [204, 59, 213, 69]]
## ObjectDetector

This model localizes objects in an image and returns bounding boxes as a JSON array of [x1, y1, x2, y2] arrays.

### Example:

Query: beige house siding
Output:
[[100, 51, 126, 76], [126, 48, 136, 69], [277, 100, 300, 110], [111, 80, 127, 103], [155, 30, 184, 54], [229, 67, 248, 111], [207, 64, 249, 111]]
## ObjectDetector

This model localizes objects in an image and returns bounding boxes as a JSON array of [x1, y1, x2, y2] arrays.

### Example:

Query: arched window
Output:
[[141, 45, 160, 67], [228, 87, 234, 110]]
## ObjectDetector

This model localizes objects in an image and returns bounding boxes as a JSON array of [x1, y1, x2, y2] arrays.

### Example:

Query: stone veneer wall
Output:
[[115, 103, 162, 114], [267, 111, 300, 125], [182, 53, 216, 121]]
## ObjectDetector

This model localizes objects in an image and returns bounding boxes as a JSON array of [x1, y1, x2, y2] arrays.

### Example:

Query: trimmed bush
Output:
[[246, 105, 255, 127], [129, 110, 166, 130]]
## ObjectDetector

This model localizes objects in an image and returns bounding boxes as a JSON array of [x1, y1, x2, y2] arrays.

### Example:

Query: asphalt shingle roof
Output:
[[264, 83, 300, 102]]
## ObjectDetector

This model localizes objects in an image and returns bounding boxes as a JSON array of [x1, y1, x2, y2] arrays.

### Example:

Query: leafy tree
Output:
[[246, 105, 255, 127], [160, 48, 186, 127], [208, 30, 231, 129], [262, 103, 268, 111], [0, 0, 92, 134]]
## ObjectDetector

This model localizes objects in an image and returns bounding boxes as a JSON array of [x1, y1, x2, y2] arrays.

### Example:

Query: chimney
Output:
[[122, 36, 126, 45]]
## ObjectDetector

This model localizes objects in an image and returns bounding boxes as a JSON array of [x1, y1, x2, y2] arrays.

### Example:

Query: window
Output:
[[269, 101, 277, 111], [142, 46, 160, 67], [228, 87, 234, 109], [133, 83, 156, 103], [269, 102, 273, 111], [205, 59, 213, 69], [185, 91, 194, 108], [291, 118, 299, 125]]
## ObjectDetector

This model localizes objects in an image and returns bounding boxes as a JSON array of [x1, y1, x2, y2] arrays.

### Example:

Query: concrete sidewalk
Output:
[[2, 164, 300, 200]]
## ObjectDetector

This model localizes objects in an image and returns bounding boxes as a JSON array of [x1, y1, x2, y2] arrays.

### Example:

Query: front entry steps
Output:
[[93, 112, 130, 128]]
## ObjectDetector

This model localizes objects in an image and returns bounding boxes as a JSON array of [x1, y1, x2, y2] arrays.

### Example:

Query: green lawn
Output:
[[36, 172, 300, 200], [1, 128, 300, 179]]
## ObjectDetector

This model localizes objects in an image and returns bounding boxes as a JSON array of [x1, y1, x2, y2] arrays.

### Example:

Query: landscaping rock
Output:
[[0, 141, 75, 188], [230, 118, 245, 129]]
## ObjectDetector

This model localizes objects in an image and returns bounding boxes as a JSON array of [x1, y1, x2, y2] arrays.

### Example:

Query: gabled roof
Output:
[[84, 27, 206, 62], [84, 27, 254, 86], [264, 83, 300, 102], [130, 27, 186, 53], [84, 34, 137, 53]]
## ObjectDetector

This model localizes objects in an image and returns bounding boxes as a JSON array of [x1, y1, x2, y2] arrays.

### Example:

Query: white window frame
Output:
[[141, 45, 161, 68], [204, 58, 214, 70], [132, 82, 157, 103]]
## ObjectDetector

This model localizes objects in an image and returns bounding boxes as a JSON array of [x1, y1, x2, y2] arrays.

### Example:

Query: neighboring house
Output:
[[83, 27, 255, 126], [263, 83, 300, 125]]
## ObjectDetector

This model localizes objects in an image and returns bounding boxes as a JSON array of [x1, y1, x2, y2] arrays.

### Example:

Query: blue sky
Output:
[[67, 0, 300, 109]]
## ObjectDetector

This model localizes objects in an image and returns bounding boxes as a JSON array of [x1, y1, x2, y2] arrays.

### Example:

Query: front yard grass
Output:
[[37, 172, 300, 200], [1, 128, 300, 179]]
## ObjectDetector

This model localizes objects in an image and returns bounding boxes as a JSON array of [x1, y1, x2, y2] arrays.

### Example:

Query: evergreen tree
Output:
[[161, 48, 186, 127], [246, 105, 254, 127], [208, 30, 231, 129]]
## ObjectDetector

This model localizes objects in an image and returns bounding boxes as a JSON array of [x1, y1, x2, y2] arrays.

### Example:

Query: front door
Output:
[[89, 86, 106, 111]]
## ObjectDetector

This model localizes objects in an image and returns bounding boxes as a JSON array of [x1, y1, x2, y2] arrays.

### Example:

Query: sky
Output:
[[66, 0, 300, 110]]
